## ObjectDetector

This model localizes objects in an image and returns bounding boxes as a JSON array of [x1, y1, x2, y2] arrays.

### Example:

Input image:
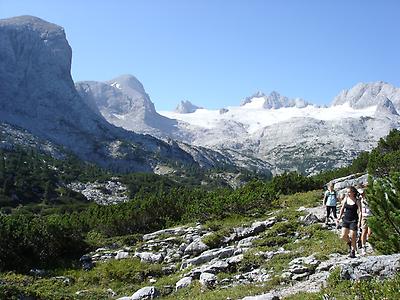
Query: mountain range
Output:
[[0, 15, 271, 175], [2, 15, 400, 176], [77, 76, 400, 174]]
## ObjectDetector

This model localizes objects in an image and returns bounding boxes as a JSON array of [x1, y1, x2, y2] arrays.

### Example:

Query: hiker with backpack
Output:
[[336, 186, 362, 258], [323, 183, 338, 225]]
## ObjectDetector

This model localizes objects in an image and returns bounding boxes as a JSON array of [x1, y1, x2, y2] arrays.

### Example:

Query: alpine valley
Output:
[[1, 15, 400, 176], [2, 14, 400, 300], [0, 16, 271, 176]]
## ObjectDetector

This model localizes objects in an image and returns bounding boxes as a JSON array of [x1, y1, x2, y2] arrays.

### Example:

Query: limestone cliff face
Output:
[[0, 16, 211, 172]]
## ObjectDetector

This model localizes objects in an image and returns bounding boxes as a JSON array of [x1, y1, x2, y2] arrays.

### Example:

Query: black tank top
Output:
[[343, 199, 358, 222]]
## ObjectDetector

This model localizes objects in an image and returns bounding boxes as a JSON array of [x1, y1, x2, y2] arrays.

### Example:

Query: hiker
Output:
[[323, 183, 338, 225], [336, 186, 362, 258], [359, 187, 372, 255]]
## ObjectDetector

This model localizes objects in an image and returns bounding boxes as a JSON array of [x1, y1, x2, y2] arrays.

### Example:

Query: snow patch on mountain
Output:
[[160, 103, 377, 134], [1, 15, 263, 174], [241, 91, 309, 109]]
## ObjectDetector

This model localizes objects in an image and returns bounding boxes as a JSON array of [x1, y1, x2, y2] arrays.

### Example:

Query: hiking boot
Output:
[[361, 246, 366, 256], [349, 250, 356, 258]]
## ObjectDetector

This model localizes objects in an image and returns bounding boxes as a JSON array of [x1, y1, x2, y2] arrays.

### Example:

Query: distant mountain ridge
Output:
[[0, 15, 271, 175], [174, 100, 202, 114], [332, 81, 400, 110], [3, 15, 399, 175], [240, 91, 309, 109], [79, 74, 400, 174]]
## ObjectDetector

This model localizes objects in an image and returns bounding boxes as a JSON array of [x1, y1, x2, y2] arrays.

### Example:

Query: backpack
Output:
[[324, 190, 337, 205]]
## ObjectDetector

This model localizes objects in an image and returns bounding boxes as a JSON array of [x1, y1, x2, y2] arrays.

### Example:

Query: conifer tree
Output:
[[367, 173, 400, 254]]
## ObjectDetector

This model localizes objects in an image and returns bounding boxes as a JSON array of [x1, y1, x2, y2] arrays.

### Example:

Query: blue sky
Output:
[[1, 0, 399, 110]]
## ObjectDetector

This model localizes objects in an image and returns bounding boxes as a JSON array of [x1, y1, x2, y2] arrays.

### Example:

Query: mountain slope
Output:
[[76, 77, 272, 174], [75, 75, 180, 138], [83, 76, 400, 174], [0, 16, 257, 173], [332, 81, 400, 111]]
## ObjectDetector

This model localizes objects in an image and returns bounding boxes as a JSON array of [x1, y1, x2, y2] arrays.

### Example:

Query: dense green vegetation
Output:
[[1, 129, 400, 271], [0, 147, 109, 209], [367, 172, 400, 254], [0, 129, 400, 298], [0, 170, 317, 272], [1, 190, 399, 300]]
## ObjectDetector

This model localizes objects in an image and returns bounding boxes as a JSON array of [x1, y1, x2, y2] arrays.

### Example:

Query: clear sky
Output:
[[1, 0, 399, 110]]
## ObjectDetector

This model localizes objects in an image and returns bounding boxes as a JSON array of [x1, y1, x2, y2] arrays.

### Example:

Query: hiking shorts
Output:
[[342, 220, 358, 231], [361, 217, 370, 229]]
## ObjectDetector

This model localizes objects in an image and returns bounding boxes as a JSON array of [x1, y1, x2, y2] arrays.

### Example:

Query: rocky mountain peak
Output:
[[76, 74, 157, 117], [240, 91, 266, 106], [0, 14, 86, 126], [332, 81, 400, 111], [240, 91, 309, 109], [174, 100, 202, 114], [263, 91, 288, 109], [1, 15, 246, 173], [107, 74, 147, 96]]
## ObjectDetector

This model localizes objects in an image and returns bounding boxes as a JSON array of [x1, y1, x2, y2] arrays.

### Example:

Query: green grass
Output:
[[285, 270, 400, 300], [1, 190, 398, 300]]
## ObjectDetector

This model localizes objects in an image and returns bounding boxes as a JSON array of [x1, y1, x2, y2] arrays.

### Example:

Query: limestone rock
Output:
[[135, 252, 164, 264], [184, 239, 209, 256], [199, 272, 217, 288], [118, 286, 159, 300], [175, 277, 192, 291]]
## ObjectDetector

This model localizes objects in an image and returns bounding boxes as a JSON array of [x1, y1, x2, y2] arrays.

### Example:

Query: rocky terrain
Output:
[[2, 15, 399, 176], [56, 174, 396, 300], [1, 171, 398, 299], [67, 178, 129, 205], [0, 16, 269, 175], [78, 72, 400, 175], [77, 200, 397, 300]]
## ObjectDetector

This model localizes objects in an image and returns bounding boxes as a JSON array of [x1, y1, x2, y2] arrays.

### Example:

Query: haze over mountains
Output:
[[1, 15, 400, 176]]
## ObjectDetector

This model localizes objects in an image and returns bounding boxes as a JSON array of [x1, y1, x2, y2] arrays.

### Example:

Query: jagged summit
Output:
[[174, 100, 202, 114], [332, 81, 400, 110], [240, 91, 309, 109], [240, 91, 265, 106]]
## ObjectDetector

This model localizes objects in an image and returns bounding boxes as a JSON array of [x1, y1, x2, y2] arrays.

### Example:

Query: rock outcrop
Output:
[[0, 15, 269, 175], [0, 16, 197, 173]]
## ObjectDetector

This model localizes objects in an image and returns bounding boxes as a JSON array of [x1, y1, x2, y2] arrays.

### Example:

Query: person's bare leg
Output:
[[361, 226, 368, 247], [341, 227, 350, 247], [349, 229, 357, 257], [349, 230, 357, 249]]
